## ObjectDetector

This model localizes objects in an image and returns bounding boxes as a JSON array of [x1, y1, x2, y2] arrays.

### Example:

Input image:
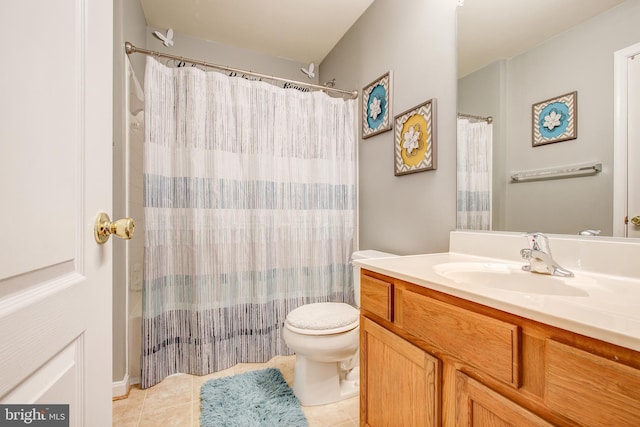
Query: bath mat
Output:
[[200, 368, 308, 427]]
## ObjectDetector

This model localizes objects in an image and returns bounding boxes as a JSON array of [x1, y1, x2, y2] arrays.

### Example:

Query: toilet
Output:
[[282, 250, 396, 406]]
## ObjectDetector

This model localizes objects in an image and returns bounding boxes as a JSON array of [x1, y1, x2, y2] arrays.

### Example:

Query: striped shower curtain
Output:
[[141, 57, 357, 388], [457, 118, 492, 230]]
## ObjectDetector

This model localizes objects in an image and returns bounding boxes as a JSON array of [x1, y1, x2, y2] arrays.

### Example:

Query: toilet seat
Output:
[[285, 302, 359, 336]]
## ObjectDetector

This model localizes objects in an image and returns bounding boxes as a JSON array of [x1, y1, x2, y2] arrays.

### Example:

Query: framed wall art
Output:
[[394, 99, 437, 176], [532, 91, 577, 146], [362, 71, 392, 139]]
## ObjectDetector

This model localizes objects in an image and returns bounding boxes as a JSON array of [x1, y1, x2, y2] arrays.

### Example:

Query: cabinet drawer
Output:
[[546, 339, 640, 427], [400, 288, 519, 386], [360, 274, 393, 322]]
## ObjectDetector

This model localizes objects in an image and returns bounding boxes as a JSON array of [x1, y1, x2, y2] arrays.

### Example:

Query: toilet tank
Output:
[[351, 250, 397, 308]]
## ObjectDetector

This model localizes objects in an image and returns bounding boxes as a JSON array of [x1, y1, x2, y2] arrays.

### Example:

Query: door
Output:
[[628, 52, 640, 238], [0, 1, 113, 426], [614, 42, 640, 238]]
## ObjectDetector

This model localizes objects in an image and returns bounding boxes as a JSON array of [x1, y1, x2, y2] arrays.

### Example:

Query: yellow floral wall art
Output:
[[394, 99, 437, 175]]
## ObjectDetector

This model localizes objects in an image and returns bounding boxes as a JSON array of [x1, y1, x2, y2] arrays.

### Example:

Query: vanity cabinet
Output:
[[359, 269, 640, 427]]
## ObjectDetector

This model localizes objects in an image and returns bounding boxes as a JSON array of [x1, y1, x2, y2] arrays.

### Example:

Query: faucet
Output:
[[520, 232, 574, 277], [578, 229, 601, 236]]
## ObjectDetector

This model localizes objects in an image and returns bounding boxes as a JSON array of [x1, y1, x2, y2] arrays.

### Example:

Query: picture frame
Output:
[[394, 99, 437, 176], [532, 91, 577, 146], [362, 71, 392, 139]]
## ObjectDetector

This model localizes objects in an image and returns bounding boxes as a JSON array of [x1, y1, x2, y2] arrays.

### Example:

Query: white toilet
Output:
[[282, 250, 396, 406]]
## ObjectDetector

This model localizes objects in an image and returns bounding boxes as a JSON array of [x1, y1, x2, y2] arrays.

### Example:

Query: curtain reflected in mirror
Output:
[[457, 116, 493, 230]]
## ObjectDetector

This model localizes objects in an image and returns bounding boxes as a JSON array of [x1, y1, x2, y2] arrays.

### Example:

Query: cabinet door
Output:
[[455, 372, 552, 427], [546, 339, 640, 426], [361, 317, 440, 427]]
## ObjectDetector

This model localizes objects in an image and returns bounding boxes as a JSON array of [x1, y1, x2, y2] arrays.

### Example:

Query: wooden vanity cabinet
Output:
[[359, 269, 640, 427]]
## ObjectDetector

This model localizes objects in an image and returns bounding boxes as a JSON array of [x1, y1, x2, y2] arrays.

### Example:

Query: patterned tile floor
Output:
[[112, 355, 359, 426]]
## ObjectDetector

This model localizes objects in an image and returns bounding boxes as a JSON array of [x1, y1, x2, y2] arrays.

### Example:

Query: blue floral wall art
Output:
[[362, 71, 392, 139], [532, 91, 577, 146]]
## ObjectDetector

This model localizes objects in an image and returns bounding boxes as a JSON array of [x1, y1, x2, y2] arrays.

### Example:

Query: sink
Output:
[[432, 262, 589, 296]]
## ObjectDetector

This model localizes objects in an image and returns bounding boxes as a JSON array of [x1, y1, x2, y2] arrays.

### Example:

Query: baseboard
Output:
[[129, 375, 140, 387], [112, 374, 130, 399]]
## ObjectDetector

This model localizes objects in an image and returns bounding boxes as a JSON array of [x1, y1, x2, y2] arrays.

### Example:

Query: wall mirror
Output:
[[456, 0, 638, 237]]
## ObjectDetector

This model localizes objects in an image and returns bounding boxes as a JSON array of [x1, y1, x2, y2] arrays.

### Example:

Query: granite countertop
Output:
[[355, 252, 640, 352]]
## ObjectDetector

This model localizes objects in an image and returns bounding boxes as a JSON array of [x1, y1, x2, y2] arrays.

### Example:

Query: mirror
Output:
[[456, 0, 635, 236]]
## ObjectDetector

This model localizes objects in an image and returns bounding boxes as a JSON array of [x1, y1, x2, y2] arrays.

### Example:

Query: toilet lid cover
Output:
[[285, 302, 359, 335]]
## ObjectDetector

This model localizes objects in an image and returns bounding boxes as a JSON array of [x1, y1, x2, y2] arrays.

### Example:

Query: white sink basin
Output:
[[432, 262, 589, 296]]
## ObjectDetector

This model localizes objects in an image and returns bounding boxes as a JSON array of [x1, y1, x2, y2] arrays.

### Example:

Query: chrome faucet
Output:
[[578, 229, 601, 236], [520, 232, 574, 277]]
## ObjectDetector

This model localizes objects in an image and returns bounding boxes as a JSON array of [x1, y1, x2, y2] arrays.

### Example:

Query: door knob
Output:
[[631, 216, 640, 227], [94, 212, 135, 244]]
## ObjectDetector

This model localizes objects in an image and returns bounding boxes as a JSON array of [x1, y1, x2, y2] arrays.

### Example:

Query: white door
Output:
[[614, 43, 640, 238], [628, 53, 640, 238], [0, 1, 113, 426]]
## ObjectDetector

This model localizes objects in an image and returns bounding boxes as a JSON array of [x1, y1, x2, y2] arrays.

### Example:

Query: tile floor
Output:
[[112, 355, 359, 426]]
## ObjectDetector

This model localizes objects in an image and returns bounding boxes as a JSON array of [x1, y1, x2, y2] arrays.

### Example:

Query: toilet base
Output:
[[292, 355, 359, 406]]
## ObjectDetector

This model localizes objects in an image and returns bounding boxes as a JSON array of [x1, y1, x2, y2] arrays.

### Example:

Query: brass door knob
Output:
[[631, 216, 640, 227], [94, 212, 135, 244]]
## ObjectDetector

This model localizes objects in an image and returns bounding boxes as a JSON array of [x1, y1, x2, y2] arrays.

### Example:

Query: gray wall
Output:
[[459, 0, 640, 235], [114, 0, 460, 385], [320, 0, 458, 256], [145, 26, 318, 85]]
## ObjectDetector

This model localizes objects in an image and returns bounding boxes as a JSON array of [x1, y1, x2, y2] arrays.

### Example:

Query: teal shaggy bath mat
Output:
[[200, 368, 308, 427]]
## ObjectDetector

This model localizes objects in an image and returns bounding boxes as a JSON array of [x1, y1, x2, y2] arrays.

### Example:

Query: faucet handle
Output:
[[523, 232, 550, 252]]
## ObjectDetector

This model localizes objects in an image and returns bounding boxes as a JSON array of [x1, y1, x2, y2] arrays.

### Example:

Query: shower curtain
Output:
[[457, 118, 492, 230], [142, 57, 357, 388]]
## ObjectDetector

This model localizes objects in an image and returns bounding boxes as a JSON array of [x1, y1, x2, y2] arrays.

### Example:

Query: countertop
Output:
[[355, 252, 640, 352]]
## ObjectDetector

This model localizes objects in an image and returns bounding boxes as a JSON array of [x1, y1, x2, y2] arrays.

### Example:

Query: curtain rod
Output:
[[457, 113, 493, 123], [124, 42, 358, 99]]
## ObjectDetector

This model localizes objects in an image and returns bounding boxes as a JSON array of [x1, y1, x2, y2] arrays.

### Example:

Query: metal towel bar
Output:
[[510, 163, 602, 183]]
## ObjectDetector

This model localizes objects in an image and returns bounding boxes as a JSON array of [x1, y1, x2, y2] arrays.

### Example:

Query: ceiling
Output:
[[139, 0, 627, 72]]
